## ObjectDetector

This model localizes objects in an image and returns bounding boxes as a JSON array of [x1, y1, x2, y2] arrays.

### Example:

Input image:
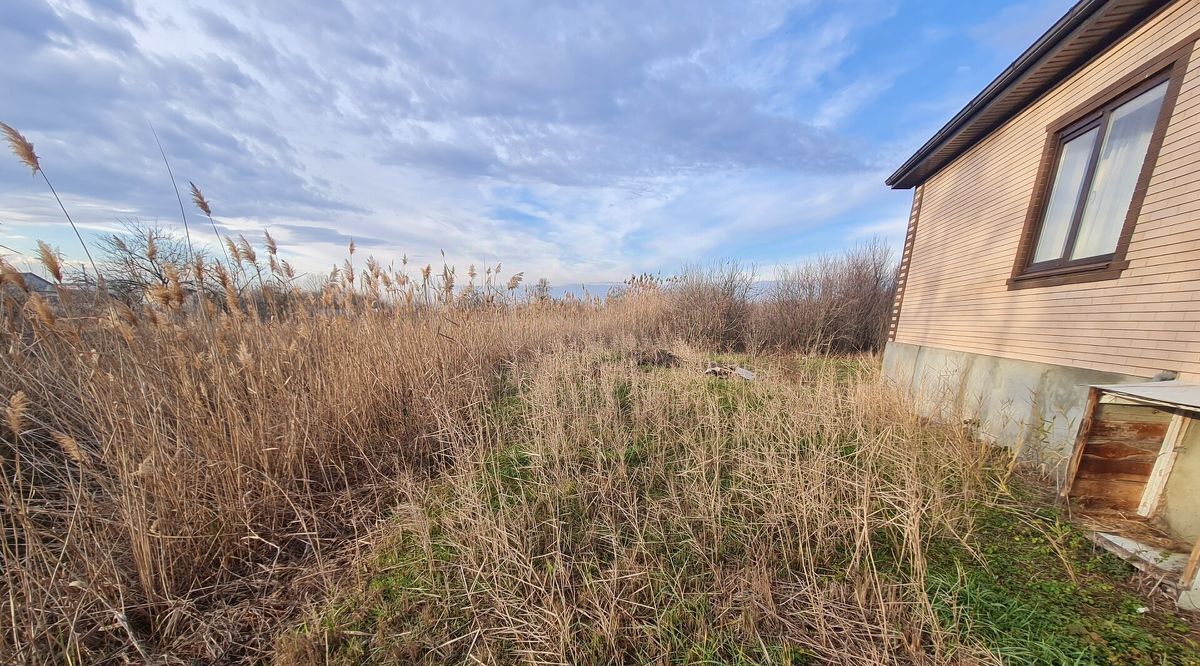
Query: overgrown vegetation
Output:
[[277, 352, 1198, 665], [1, 123, 1196, 664]]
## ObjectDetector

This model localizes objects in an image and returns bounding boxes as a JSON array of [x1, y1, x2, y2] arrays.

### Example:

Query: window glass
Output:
[[1032, 127, 1098, 263], [1071, 81, 1168, 259]]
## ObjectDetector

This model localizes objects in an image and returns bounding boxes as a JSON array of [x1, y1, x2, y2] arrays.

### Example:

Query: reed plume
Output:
[[27, 293, 56, 327], [237, 235, 257, 265], [6, 390, 28, 437], [35, 241, 63, 283], [1, 122, 38, 173], [1, 122, 100, 282], [53, 431, 87, 464], [1, 258, 29, 292], [189, 181, 231, 265], [224, 237, 242, 265]]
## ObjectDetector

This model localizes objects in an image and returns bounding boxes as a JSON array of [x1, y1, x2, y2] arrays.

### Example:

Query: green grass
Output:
[[925, 502, 1200, 665]]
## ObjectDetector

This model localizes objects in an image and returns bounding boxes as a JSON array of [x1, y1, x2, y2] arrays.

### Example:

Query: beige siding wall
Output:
[[896, 1, 1200, 379]]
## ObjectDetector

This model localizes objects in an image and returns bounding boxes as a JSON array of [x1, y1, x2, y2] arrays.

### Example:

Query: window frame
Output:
[[1008, 42, 1191, 290]]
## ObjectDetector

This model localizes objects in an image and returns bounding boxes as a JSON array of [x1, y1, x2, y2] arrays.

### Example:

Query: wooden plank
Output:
[[1068, 399, 1174, 508], [1093, 402, 1174, 426], [1094, 401, 1175, 420], [1087, 426, 1170, 446], [1062, 387, 1100, 503], [1077, 455, 1155, 480], [1138, 413, 1189, 517], [1076, 439, 1161, 460], [1182, 537, 1200, 590], [1070, 477, 1148, 511]]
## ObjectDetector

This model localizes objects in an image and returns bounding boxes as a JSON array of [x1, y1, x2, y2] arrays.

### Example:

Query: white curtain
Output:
[[1071, 81, 1168, 259]]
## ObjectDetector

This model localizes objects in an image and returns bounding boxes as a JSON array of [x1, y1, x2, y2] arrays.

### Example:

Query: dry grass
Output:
[[274, 349, 1200, 665], [0, 264, 672, 662], [276, 349, 1002, 664]]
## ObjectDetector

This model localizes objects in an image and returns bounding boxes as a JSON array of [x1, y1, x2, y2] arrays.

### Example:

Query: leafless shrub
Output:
[[753, 238, 896, 354], [93, 220, 212, 304], [664, 260, 756, 350]]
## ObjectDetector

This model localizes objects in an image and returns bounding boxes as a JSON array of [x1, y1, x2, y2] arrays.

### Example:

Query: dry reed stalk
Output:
[[151, 125, 198, 272]]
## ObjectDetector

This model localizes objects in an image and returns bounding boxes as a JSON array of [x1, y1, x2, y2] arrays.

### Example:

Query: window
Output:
[[1026, 77, 1168, 273]]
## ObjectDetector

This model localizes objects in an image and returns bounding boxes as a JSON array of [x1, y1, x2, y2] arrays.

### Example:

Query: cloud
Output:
[[814, 75, 897, 128], [0, 0, 933, 283]]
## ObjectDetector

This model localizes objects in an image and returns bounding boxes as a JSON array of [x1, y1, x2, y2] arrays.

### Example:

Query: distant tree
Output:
[[93, 220, 211, 304], [531, 277, 551, 302]]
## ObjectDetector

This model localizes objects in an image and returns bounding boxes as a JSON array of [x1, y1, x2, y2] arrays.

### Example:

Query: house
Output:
[[21, 272, 56, 295], [1, 272, 56, 297], [882, 0, 1200, 606]]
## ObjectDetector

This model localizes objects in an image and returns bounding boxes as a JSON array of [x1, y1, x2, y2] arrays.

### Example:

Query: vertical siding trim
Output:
[[889, 184, 923, 342]]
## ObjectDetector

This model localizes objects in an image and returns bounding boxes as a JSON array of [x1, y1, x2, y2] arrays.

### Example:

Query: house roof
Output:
[[886, 0, 1172, 190], [21, 272, 55, 293]]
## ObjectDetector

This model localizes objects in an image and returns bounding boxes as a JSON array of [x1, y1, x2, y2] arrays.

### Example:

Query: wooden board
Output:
[[1069, 401, 1173, 512], [1071, 477, 1150, 512]]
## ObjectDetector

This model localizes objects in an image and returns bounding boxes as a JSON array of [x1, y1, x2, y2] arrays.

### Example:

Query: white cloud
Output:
[[0, 0, 915, 284]]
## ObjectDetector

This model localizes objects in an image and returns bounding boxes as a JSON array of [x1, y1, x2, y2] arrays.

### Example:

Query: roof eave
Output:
[[886, 0, 1170, 190]]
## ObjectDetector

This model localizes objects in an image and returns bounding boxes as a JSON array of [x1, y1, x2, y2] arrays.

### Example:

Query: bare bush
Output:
[[93, 220, 211, 304], [753, 239, 896, 354], [664, 260, 756, 350]]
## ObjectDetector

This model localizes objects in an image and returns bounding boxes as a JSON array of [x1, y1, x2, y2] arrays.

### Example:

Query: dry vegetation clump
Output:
[[622, 242, 897, 355], [0, 262, 674, 662], [753, 241, 896, 354], [281, 351, 1200, 665]]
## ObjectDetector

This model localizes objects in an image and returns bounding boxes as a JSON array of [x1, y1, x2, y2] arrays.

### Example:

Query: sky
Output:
[[0, 0, 1076, 288]]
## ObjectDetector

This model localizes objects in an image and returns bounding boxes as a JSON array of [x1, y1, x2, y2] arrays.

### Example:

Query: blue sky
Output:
[[0, 0, 1074, 285]]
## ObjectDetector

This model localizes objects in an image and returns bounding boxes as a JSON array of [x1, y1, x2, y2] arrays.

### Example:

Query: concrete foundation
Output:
[[881, 341, 1146, 479]]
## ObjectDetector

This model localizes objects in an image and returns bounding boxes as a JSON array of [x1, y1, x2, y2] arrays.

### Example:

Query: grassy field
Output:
[[3, 285, 1199, 663], [274, 349, 1199, 665]]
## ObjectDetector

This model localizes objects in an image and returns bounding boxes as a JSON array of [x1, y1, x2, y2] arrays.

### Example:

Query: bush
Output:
[[664, 260, 756, 350], [753, 239, 895, 354]]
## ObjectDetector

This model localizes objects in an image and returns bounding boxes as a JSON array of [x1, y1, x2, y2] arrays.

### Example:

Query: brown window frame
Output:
[[1008, 40, 1192, 290]]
